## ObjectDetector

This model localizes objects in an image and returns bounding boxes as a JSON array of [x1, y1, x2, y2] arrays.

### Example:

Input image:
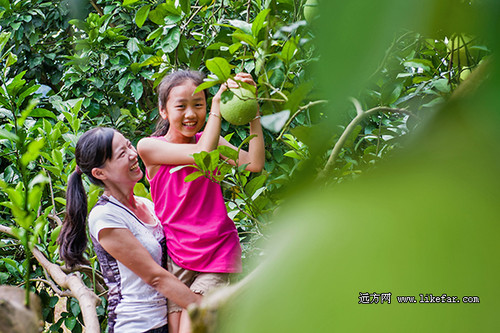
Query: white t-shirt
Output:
[[88, 195, 167, 333]]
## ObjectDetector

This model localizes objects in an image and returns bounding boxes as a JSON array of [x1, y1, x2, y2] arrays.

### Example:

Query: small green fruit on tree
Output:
[[303, 0, 319, 23], [220, 87, 258, 125]]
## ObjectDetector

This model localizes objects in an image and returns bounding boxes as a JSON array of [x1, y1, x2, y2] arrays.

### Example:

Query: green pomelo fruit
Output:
[[303, 0, 318, 23], [220, 87, 258, 125]]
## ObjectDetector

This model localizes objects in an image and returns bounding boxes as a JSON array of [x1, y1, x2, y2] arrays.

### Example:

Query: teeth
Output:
[[184, 122, 196, 126], [130, 162, 138, 171]]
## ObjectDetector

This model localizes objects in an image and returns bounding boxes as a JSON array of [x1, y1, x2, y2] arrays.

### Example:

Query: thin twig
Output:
[[31, 278, 73, 297], [90, 0, 104, 16], [277, 100, 328, 141]]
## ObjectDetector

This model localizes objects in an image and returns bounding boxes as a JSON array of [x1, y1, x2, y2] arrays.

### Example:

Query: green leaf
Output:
[[244, 174, 267, 196], [170, 165, 195, 174], [433, 78, 451, 93], [7, 71, 27, 97], [227, 19, 252, 34], [184, 171, 204, 182], [134, 182, 151, 199], [16, 84, 40, 108], [284, 150, 302, 159], [281, 38, 297, 64], [193, 151, 208, 171], [228, 42, 242, 54], [381, 82, 403, 105], [146, 27, 163, 41], [0, 32, 10, 55], [6, 52, 17, 67], [251, 187, 265, 201], [218, 145, 239, 162], [122, 0, 139, 6], [260, 110, 290, 133], [68, 19, 89, 32], [118, 76, 130, 93], [206, 57, 231, 81], [28, 184, 44, 212], [252, 9, 270, 36], [131, 79, 143, 100], [161, 26, 181, 53], [403, 59, 433, 72], [50, 225, 62, 243], [202, 151, 213, 170], [65, 317, 77, 330], [140, 55, 164, 67], [149, 4, 169, 25], [179, 0, 191, 15], [70, 300, 81, 317], [0, 128, 19, 141], [135, 5, 151, 28], [164, 15, 182, 25], [232, 33, 257, 49], [208, 150, 220, 171], [194, 80, 220, 94], [127, 38, 140, 54], [54, 197, 66, 206], [21, 139, 45, 166], [30, 108, 57, 119], [238, 134, 257, 151]]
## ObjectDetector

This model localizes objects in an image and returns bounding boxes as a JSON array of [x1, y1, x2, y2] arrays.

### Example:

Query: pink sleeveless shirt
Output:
[[147, 134, 242, 273]]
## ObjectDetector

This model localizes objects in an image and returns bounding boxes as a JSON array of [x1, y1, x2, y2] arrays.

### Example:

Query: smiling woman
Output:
[[57, 127, 201, 333]]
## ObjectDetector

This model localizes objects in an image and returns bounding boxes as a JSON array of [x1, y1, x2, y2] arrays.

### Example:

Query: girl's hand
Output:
[[214, 72, 257, 101], [233, 72, 257, 93]]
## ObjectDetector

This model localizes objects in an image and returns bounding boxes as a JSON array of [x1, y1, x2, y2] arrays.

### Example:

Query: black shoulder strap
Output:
[[98, 196, 145, 226]]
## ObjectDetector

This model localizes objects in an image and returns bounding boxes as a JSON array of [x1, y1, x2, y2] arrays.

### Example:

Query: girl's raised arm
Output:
[[218, 72, 265, 172], [137, 84, 226, 167]]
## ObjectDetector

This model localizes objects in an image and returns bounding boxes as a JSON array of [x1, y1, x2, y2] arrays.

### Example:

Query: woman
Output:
[[58, 127, 201, 333]]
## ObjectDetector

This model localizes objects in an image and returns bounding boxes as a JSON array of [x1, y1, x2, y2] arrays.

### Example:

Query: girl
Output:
[[137, 70, 265, 333], [58, 127, 201, 333]]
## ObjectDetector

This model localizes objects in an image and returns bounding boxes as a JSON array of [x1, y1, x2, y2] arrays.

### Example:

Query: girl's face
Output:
[[97, 132, 143, 187], [161, 80, 207, 143]]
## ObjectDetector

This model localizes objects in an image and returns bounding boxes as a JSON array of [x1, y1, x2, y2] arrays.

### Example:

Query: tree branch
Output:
[[317, 104, 414, 182], [1, 225, 102, 333], [277, 100, 328, 141], [90, 0, 104, 16]]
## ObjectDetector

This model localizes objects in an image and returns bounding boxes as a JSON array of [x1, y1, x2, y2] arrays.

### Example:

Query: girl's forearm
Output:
[[198, 95, 222, 151], [245, 117, 266, 171]]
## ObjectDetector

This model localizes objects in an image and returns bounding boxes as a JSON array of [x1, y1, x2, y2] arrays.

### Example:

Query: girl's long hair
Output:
[[152, 69, 206, 137], [58, 127, 115, 267]]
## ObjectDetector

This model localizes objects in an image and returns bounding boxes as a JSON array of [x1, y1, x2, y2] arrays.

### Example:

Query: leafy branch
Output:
[[317, 98, 415, 182]]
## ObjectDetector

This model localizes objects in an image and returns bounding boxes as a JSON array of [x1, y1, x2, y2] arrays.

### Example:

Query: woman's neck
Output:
[[104, 187, 136, 210]]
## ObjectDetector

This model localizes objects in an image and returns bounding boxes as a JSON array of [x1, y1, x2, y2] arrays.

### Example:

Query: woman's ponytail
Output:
[[58, 170, 89, 267], [57, 127, 115, 268]]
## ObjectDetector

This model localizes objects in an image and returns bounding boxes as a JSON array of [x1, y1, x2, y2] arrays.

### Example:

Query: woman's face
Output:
[[161, 80, 207, 143], [99, 132, 143, 186]]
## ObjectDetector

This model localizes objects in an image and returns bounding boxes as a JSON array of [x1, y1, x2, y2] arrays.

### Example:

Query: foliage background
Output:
[[0, 0, 495, 331]]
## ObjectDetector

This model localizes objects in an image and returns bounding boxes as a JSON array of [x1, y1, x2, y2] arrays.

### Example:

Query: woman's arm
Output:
[[98, 228, 201, 308]]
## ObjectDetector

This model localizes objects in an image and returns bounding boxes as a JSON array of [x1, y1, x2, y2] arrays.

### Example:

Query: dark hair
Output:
[[58, 127, 116, 267], [152, 69, 206, 137]]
